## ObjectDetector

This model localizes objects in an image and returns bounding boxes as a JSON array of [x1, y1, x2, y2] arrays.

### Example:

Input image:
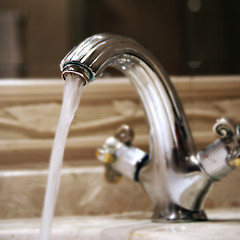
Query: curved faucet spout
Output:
[[60, 33, 211, 221]]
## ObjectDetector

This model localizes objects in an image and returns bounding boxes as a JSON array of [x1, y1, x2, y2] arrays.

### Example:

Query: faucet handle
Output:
[[213, 118, 240, 165], [96, 125, 148, 182], [198, 118, 240, 181]]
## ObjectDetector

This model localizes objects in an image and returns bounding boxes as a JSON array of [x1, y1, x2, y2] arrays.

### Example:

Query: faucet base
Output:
[[152, 204, 208, 223]]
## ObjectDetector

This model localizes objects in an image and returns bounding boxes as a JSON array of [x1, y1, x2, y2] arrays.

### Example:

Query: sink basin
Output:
[[0, 209, 240, 239]]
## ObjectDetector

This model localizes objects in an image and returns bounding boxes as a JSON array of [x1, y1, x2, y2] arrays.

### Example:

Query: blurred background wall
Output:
[[0, 0, 68, 77], [0, 0, 240, 77]]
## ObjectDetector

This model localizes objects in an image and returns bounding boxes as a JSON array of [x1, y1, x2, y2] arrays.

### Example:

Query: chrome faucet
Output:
[[60, 33, 240, 222]]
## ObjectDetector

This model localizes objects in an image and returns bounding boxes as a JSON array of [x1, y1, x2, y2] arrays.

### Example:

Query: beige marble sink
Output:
[[1, 166, 240, 219], [0, 209, 240, 240]]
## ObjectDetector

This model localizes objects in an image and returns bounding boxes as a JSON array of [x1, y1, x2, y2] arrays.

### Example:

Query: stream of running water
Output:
[[39, 74, 84, 240]]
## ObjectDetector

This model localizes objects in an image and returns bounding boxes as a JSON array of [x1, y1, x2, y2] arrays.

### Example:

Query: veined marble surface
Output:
[[0, 209, 240, 240], [1, 166, 240, 219]]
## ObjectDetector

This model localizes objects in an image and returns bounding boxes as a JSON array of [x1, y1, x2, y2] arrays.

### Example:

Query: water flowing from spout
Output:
[[39, 74, 84, 240]]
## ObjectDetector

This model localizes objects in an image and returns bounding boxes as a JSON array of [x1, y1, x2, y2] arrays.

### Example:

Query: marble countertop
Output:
[[1, 209, 240, 240]]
